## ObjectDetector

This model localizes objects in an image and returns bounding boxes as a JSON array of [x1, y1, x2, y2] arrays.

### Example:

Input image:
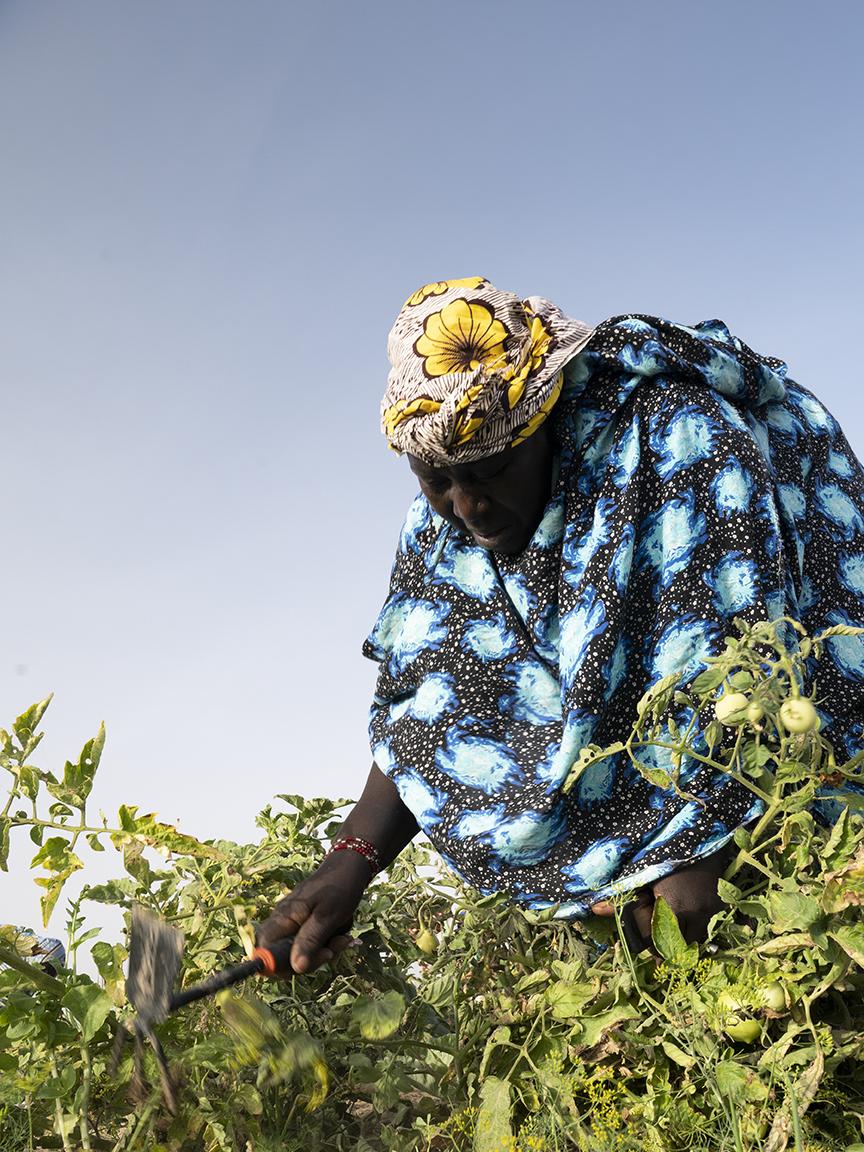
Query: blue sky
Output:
[[2, 0, 863, 933]]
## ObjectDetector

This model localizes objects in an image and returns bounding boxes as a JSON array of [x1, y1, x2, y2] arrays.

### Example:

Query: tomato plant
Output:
[[2, 617, 864, 1150]]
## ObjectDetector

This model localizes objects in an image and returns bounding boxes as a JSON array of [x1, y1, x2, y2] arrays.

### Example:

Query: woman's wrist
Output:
[[334, 763, 419, 870], [317, 843, 376, 886], [325, 834, 382, 873]]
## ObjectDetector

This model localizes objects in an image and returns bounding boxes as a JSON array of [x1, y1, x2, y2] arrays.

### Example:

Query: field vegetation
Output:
[[2, 618, 864, 1150]]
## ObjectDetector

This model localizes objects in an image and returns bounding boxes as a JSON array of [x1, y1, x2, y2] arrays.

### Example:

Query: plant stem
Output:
[[0, 942, 65, 994], [49, 1055, 74, 1152], [79, 1044, 93, 1151], [785, 1070, 804, 1152]]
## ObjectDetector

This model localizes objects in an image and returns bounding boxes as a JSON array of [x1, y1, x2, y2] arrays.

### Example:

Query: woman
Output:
[[259, 277, 864, 970]]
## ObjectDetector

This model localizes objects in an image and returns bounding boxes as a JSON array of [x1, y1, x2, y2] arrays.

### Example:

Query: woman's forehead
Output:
[[407, 445, 511, 478]]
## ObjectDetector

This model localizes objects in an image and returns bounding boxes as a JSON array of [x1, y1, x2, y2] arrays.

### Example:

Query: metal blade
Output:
[[126, 905, 184, 1030]]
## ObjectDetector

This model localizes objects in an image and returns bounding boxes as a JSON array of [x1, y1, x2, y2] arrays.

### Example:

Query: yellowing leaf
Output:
[[661, 1039, 696, 1069], [475, 1076, 512, 1152], [829, 924, 864, 968]]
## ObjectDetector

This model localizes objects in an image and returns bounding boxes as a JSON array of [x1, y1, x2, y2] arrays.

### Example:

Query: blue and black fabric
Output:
[[363, 316, 864, 916]]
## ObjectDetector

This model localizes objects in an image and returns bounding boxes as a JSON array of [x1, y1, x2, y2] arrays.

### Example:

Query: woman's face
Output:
[[407, 425, 555, 555]]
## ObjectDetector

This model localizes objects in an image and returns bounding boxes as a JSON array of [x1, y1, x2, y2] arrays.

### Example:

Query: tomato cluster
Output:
[[713, 690, 820, 733]]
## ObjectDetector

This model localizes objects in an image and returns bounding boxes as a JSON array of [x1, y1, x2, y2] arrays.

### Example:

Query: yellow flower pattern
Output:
[[414, 299, 510, 378], [500, 309, 553, 410], [511, 370, 564, 448], [404, 276, 487, 308]]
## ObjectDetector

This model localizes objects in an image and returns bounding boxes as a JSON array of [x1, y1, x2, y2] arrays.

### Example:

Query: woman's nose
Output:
[[451, 482, 491, 525]]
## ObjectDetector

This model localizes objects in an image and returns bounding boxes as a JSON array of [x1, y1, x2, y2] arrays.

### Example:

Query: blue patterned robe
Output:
[[363, 316, 864, 915]]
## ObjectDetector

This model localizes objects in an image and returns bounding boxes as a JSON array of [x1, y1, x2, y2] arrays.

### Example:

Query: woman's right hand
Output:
[[256, 849, 372, 974]]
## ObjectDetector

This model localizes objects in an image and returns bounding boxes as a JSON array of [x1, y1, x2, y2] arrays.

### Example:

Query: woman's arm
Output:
[[257, 763, 418, 973], [335, 762, 420, 867]]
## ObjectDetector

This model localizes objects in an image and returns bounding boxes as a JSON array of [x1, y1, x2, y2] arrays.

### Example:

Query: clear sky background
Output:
[[3, 0, 863, 938]]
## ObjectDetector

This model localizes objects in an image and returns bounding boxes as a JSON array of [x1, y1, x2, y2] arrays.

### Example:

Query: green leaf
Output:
[[111, 807, 227, 861], [716, 878, 742, 906], [91, 941, 127, 1004], [351, 991, 405, 1039], [714, 1059, 768, 1102], [703, 719, 723, 750], [661, 1039, 696, 1069], [475, 1076, 512, 1152], [829, 924, 864, 968], [62, 982, 113, 1041], [235, 1082, 263, 1116], [692, 666, 728, 693], [30, 836, 84, 924], [34, 1064, 76, 1099], [31, 835, 80, 873], [478, 1025, 511, 1080], [17, 765, 40, 801], [631, 758, 676, 790], [755, 932, 813, 955], [514, 967, 551, 993], [59, 723, 105, 808], [767, 890, 822, 933], [545, 980, 594, 1019], [13, 694, 53, 746], [733, 826, 752, 849], [636, 672, 681, 717], [651, 898, 698, 968], [715, 1059, 748, 1100], [741, 741, 772, 776], [577, 1003, 639, 1049], [418, 972, 456, 1009], [821, 807, 858, 867]]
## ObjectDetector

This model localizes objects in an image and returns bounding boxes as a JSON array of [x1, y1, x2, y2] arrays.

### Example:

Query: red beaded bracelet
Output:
[[325, 835, 382, 874]]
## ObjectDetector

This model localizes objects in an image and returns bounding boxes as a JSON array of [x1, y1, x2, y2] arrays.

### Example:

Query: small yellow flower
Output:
[[414, 299, 510, 378], [404, 276, 487, 308]]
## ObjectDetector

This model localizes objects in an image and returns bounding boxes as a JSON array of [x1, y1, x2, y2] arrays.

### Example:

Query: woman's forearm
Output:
[[337, 762, 419, 868]]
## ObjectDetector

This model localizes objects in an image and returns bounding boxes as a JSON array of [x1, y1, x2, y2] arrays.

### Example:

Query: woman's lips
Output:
[[469, 526, 508, 547]]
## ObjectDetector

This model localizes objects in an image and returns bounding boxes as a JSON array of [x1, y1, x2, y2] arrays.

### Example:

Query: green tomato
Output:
[[724, 1017, 762, 1044], [746, 701, 765, 724], [714, 692, 749, 725], [779, 697, 819, 733], [716, 987, 761, 1043], [416, 928, 438, 955], [759, 980, 785, 1012]]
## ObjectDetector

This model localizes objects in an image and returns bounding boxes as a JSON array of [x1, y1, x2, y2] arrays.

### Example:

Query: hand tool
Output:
[[112, 905, 294, 1111]]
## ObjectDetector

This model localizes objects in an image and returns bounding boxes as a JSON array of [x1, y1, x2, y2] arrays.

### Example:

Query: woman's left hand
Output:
[[590, 841, 735, 952]]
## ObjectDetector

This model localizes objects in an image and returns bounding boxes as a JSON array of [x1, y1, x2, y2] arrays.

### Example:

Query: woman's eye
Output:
[[474, 461, 508, 482]]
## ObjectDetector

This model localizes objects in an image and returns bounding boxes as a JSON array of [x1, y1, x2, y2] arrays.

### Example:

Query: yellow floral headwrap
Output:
[[382, 277, 595, 465]]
